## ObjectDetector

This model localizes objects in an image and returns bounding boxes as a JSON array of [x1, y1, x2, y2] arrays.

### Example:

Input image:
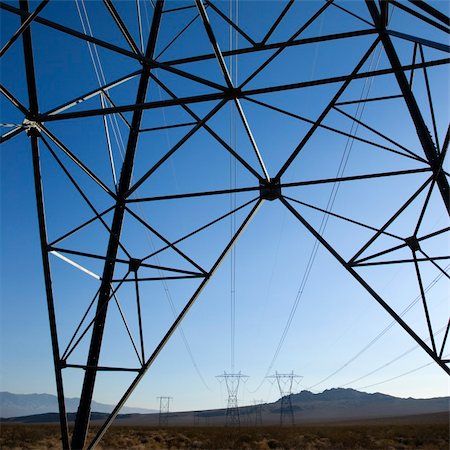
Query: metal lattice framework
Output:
[[217, 371, 248, 426], [252, 399, 264, 426], [157, 396, 172, 426], [267, 371, 302, 425], [1, 0, 449, 448]]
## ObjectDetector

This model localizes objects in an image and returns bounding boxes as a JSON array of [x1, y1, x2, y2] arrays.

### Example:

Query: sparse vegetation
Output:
[[1, 422, 448, 449]]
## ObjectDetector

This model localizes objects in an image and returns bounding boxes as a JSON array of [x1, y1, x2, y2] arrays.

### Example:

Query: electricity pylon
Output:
[[157, 396, 172, 426], [217, 371, 248, 426], [267, 372, 303, 425], [2, 1, 449, 448], [253, 399, 264, 426]]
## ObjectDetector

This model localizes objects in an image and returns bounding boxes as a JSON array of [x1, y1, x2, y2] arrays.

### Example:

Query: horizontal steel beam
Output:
[[36, 58, 450, 123]]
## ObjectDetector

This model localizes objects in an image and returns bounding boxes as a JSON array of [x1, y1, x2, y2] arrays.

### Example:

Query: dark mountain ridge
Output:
[[291, 387, 444, 402], [266, 388, 449, 422], [1, 388, 448, 425]]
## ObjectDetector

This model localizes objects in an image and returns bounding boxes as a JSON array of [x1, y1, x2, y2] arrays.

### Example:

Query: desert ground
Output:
[[1, 413, 448, 449]]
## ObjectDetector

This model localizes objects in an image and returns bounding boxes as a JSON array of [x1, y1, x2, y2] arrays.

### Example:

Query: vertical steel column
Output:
[[71, 2, 164, 448], [366, 0, 449, 214], [19, 0, 70, 448], [30, 135, 71, 450]]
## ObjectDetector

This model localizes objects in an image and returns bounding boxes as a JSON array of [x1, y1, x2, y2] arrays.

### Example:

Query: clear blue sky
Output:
[[1, 0, 449, 413]]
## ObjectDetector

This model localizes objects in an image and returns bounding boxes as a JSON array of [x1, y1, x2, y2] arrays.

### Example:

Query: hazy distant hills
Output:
[[0, 392, 156, 418], [183, 388, 449, 426], [177, 388, 449, 426], [1, 388, 448, 425]]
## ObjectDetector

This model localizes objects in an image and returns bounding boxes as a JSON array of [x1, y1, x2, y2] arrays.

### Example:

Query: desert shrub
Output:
[[1, 422, 448, 449], [266, 438, 282, 449]]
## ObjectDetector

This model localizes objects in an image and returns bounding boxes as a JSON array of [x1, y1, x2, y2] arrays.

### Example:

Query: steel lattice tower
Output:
[[217, 371, 248, 426], [1, 0, 449, 448], [157, 396, 172, 426], [253, 399, 264, 426], [267, 372, 302, 425]]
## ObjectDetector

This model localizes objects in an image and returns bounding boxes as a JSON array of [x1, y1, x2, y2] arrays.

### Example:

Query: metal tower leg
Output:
[[366, 0, 450, 215], [20, 0, 70, 447], [71, 2, 165, 448]]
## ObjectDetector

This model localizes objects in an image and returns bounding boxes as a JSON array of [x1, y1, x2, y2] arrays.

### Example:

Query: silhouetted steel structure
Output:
[[157, 396, 172, 426], [217, 371, 248, 426], [267, 372, 302, 425], [1, 0, 449, 448], [252, 399, 264, 426]]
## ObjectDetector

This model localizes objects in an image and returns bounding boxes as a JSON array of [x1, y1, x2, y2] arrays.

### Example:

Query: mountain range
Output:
[[0, 392, 156, 418], [267, 388, 449, 423], [2, 388, 448, 425]]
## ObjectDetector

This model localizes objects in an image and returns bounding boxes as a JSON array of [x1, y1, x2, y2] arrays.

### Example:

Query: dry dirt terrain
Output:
[[1, 414, 449, 450]]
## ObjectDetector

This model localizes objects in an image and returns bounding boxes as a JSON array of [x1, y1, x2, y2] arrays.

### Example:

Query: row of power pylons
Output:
[[160, 371, 302, 427], [217, 371, 303, 427]]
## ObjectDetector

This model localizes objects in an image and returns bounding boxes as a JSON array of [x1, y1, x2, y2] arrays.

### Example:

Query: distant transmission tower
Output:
[[157, 396, 172, 426], [253, 399, 264, 426], [267, 372, 302, 425], [217, 371, 248, 426], [193, 412, 200, 426]]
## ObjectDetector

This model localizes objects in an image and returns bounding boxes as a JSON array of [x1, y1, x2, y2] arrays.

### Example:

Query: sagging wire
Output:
[[76, 0, 211, 390], [356, 353, 449, 390], [135, 3, 211, 390], [339, 324, 447, 388], [248, 20, 386, 395], [136, 0, 145, 53], [75, 0, 119, 188], [307, 264, 449, 390], [229, 0, 238, 374]]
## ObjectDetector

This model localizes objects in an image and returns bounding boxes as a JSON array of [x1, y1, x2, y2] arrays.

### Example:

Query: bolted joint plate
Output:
[[224, 86, 242, 100], [129, 258, 142, 272], [405, 236, 421, 252], [22, 118, 42, 137], [259, 178, 281, 201]]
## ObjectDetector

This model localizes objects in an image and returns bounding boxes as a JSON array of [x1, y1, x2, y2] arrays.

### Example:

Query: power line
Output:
[[259, 8, 402, 392], [76, 0, 211, 391], [356, 354, 449, 390], [339, 324, 447, 387], [307, 265, 449, 390], [229, 0, 239, 373], [249, 40, 384, 394]]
